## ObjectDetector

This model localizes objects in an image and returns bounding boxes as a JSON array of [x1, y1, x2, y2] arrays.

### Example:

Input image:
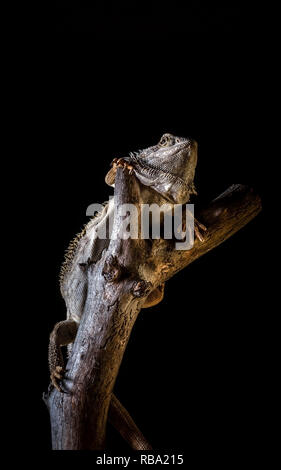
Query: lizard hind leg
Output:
[[48, 319, 78, 392]]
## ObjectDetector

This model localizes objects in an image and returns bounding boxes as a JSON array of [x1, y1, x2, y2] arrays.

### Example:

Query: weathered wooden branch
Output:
[[148, 184, 262, 286], [46, 169, 261, 450]]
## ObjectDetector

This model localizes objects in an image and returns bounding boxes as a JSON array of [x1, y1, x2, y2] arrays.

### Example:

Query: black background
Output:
[[25, 2, 271, 459]]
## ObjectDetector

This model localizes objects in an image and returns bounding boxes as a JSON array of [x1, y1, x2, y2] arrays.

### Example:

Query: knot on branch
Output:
[[102, 255, 122, 282], [131, 280, 152, 298], [79, 257, 94, 272]]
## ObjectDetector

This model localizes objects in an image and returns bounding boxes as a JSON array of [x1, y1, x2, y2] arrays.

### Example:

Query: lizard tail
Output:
[[109, 393, 153, 450]]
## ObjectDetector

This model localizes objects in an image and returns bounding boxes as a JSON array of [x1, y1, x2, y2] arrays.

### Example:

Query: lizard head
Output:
[[105, 133, 198, 204]]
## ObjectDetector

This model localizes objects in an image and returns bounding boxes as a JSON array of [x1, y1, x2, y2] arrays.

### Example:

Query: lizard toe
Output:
[[51, 366, 64, 392], [51, 375, 63, 392], [194, 218, 208, 242]]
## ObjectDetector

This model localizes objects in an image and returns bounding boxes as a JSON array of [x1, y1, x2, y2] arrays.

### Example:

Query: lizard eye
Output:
[[159, 134, 172, 147]]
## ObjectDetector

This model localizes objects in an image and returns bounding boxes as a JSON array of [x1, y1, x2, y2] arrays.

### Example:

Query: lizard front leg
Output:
[[48, 320, 78, 392], [105, 158, 135, 186], [114, 158, 134, 174], [194, 217, 208, 242], [181, 209, 208, 243]]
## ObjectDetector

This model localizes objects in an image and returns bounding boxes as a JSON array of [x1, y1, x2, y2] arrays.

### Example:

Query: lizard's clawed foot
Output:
[[112, 158, 134, 175], [194, 218, 207, 242], [50, 366, 64, 392], [182, 215, 207, 243]]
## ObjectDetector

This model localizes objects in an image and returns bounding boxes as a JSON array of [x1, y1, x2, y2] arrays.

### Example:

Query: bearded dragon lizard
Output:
[[49, 133, 207, 394]]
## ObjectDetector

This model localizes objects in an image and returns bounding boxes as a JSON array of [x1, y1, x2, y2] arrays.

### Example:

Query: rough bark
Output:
[[46, 169, 261, 450]]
